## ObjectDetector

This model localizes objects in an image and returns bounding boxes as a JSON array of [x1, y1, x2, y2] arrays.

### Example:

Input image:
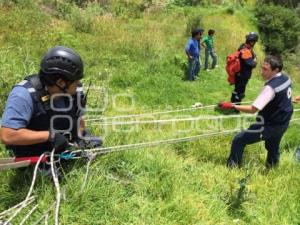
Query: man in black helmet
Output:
[[231, 32, 259, 104], [0, 46, 102, 157]]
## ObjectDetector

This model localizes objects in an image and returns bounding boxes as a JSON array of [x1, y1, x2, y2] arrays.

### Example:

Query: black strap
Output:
[[25, 75, 51, 113]]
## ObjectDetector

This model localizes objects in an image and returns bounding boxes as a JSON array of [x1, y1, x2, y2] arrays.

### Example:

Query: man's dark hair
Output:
[[208, 29, 215, 35], [39, 74, 68, 86], [192, 28, 204, 37], [264, 55, 283, 72]]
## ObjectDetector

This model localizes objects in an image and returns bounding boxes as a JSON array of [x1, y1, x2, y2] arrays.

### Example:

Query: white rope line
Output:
[[290, 118, 300, 122], [90, 108, 300, 126], [51, 149, 61, 225], [73, 129, 241, 156], [3, 154, 46, 225], [90, 114, 255, 126], [0, 196, 35, 219], [80, 153, 96, 193], [19, 204, 39, 225], [0, 111, 298, 225], [45, 213, 49, 225], [85, 101, 254, 122], [76, 116, 300, 156], [85, 106, 209, 122], [31, 203, 55, 225]]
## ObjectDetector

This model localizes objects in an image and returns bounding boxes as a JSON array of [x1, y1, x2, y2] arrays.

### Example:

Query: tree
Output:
[[255, 4, 300, 54]]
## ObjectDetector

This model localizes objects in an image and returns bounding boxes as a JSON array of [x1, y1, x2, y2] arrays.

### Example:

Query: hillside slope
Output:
[[0, 1, 299, 225]]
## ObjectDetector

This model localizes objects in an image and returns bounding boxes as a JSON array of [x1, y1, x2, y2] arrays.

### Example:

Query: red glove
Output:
[[218, 102, 235, 110]]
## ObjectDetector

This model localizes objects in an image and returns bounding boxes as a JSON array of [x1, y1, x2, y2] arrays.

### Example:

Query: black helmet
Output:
[[39, 46, 84, 84], [246, 32, 259, 43]]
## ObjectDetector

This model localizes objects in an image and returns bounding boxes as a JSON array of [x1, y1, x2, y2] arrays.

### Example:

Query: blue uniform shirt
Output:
[[185, 38, 200, 58], [1, 86, 67, 130], [1, 86, 34, 129]]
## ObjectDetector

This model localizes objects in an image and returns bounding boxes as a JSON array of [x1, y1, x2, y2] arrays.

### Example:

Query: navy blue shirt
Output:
[[258, 74, 293, 126]]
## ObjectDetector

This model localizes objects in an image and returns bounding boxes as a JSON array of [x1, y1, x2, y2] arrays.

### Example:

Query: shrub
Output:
[[255, 4, 300, 54], [225, 6, 235, 15], [257, 0, 298, 8], [171, 0, 202, 6], [0, 0, 32, 7], [55, 1, 73, 19], [109, 0, 153, 19], [185, 13, 203, 36], [69, 6, 94, 33], [296, 3, 300, 18]]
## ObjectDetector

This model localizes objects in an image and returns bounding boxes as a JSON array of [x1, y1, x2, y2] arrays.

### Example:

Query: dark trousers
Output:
[[188, 58, 200, 81], [231, 74, 249, 103], [204, 48, 217, 69], [227, 123, 289, 168]]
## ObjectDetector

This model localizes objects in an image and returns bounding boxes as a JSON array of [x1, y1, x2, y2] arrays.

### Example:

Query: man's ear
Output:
[[55, 78, 67, 89]]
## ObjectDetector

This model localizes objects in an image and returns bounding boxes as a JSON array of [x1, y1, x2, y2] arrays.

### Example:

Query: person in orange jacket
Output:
[[231, 32, 259, 104]]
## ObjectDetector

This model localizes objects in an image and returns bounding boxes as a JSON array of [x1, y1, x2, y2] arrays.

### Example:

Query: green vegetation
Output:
[[257, 0, 299, 8], [0, 1, 300, 224], [255, 4, 300, 54]]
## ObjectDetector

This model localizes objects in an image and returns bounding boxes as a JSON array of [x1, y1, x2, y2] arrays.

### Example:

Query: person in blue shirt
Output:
[[219, 55, 293, 168], [185, 28, 203, 81], [0, 46, 102, 157]]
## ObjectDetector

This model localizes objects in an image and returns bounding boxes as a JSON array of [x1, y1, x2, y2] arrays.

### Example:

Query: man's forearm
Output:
[[293, 96, 300, 103], [0, 127, 49, 146], [80, 118, 86, 133], [186, 52, 192, 58], [234, 105, 258, 114]]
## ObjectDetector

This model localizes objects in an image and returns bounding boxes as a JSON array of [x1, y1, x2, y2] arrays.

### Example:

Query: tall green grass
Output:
[[0, 1, 299, 225]]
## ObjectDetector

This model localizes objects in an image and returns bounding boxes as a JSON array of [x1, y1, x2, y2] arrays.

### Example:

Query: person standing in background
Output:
[[185, 28, 203, 81], [201, 29, 218, 71], [231, 32, 259, 104]]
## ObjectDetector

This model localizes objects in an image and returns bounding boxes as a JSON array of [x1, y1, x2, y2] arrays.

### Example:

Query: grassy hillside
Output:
[[0, 1, 300, 224]]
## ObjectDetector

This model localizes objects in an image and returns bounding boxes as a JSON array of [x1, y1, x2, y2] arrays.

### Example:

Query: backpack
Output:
[[225, 51, 241, 85]]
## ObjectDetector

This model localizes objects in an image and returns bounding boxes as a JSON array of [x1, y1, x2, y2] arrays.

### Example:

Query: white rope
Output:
[[31, 203, 55, 225], [0, 196, 35, 219], [90, 108, 300, 126], [90, 114, 255, 126], [290, 118, 300, 122], [85, 101, 254, 122], [19, 204, 39, 225], [45, 213, 49, 225], [3, 154, 46, 225], [73, 129, 241, 156], [85, 106, 209, 122], [76, 116, 300, 157], [80, 153, 96, 193], [51, 149, 61, 225]]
